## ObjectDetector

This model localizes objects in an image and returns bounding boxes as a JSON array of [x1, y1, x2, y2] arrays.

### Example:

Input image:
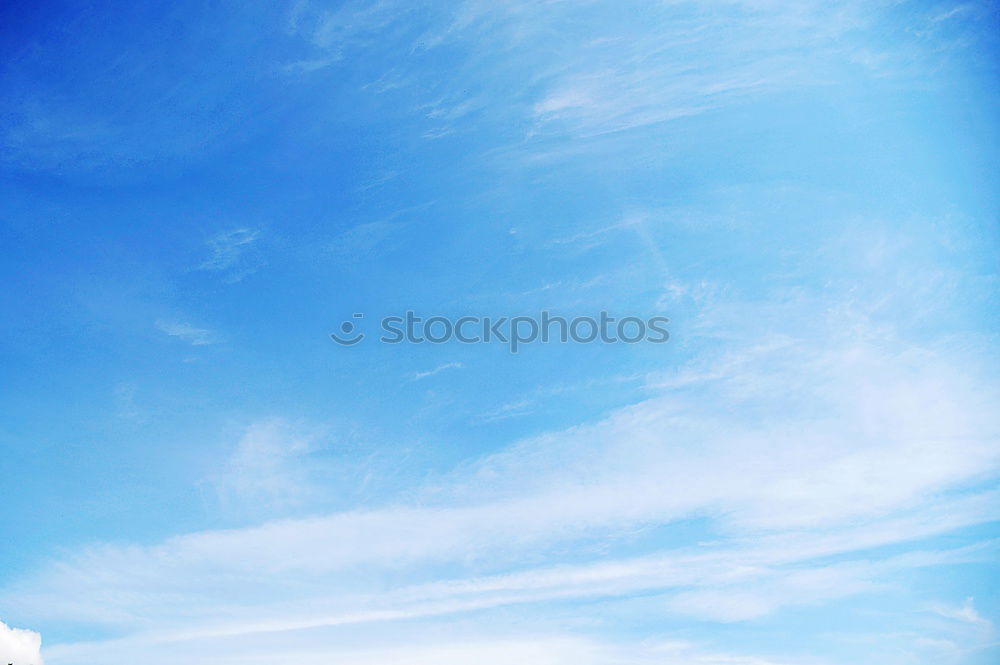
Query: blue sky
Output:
[[1, 1, 998, 663]]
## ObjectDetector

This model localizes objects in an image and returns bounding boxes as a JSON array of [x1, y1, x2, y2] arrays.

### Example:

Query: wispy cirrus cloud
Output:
[[213, 419, 327, 514], [197, 228, 262, 282], [2, 3, 996, 665], [42, 633, 806, 665], [328, 220, 402, 262], [155, 319, 219, 346], [927, 597, 994, 630], [9, 302, 999, 662], [411, 362, 464, 381]]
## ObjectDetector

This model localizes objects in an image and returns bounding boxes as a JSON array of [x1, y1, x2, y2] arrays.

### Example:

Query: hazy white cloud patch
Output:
[[927, 597, 994, 630], [41, 632, 806, 665], [198, 228, 262, 282], [213, 419, 330, 513], [328, 220, 402, 262], [11, 215, 999, 661], [477, 398, 534, 422], [113, 382, 143, 421], [0, 3, 993, 665], [155, 320, 219, 346], [9, 315, 998, 658], [412, 362, 464, 381]]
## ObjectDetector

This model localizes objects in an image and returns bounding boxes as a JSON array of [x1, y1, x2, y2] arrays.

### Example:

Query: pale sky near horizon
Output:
[[1, 1, 998, 664]]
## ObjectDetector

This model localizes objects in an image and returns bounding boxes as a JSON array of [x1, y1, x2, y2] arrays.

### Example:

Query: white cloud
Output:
[[198, 228, 262, 282], [42, 633, 807, 665], [4, 3, 994, 664], [476, 0, 869, 139], [328, 220, 401, 262], [213, 420, 327, 513], [200, 228, 258, 270], [11, 212, 1000, 657], [8, 322, 998, 655], [477, 398, 534, 422], [412, 362, 464, 381], [10, 296, 999, 665], [927, 597, 994, 630], [0, 620, 44, 665], [155, 319, 218, 346]]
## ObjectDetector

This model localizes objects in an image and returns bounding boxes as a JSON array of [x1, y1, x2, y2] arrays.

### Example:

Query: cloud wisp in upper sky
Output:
[[155, 320, 219, 346]]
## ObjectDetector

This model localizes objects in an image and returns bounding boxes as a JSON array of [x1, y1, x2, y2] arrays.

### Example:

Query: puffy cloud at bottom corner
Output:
[[0, 620, 44, 665]]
